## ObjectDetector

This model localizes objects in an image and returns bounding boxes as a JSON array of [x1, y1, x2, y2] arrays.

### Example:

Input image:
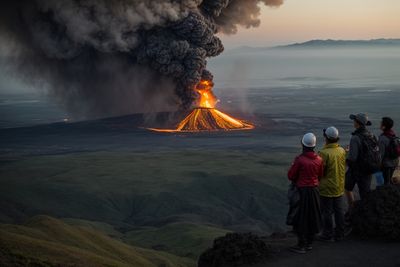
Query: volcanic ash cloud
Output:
[[0, 0, 283, 118]]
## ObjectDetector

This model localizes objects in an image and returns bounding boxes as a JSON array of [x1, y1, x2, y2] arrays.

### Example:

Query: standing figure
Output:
[[288, 133, 324, 254], [345, 113, 380, 207], [379, 117, 400, 185], [318, 127, 346, 242]]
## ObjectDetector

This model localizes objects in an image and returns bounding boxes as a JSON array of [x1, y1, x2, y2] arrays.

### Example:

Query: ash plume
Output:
[[0, 0, 283, 118]]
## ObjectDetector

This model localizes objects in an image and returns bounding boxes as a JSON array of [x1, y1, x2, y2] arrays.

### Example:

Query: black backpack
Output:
[[387, 136, 400, 159], [356, 133, 381, 174]]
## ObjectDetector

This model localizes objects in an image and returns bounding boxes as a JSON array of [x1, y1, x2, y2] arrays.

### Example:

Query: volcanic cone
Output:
[[148, 80, 254, 133]]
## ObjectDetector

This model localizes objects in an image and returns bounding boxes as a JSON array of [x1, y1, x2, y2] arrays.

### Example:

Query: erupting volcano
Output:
[[149, 80, 254, 133], [1, 1, 283, 118]]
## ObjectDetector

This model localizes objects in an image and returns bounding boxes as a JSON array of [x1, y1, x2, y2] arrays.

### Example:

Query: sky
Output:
[[220, 0, 400, 48]]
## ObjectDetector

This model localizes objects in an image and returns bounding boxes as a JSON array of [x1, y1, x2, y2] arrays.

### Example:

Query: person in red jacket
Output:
[[288, 133, 324, 254]]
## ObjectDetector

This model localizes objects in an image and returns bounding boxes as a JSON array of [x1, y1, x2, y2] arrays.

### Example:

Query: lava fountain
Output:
[[148, 80, 254, 133]]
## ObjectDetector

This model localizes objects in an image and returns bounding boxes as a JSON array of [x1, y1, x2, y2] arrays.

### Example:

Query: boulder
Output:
[[351, 185, 400, 241], [198, 233, 270, 267]]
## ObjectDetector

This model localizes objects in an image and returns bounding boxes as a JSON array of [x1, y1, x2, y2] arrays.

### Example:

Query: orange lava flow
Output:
[[148, 80, 254, 133]]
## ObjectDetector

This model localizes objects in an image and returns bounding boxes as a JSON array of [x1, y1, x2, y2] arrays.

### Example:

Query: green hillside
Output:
[[0, 147, 288, 265], [0, 215, 195, 267], [61, 218, 229, 260], [124, 222, 231, 259], [0, 150, 288, 232]]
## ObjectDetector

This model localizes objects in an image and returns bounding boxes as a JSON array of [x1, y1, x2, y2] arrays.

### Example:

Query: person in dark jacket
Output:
[[288, 133, 324, 254], [345, 113, 375, 207], [379, 117, 399, 184]]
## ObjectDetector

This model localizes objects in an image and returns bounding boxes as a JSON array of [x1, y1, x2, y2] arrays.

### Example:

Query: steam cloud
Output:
[[0, 0, 282, 118]]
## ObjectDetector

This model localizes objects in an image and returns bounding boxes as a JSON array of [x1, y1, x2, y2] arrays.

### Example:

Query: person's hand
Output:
[[345, 145, 350, 153]]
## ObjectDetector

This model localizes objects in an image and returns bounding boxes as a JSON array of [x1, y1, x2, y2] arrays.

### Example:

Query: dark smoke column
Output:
[[0, 0, 283, 117]]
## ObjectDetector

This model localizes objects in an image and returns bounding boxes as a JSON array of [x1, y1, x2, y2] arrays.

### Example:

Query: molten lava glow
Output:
[[148, 80, 254, 133], [196, 80, 217, 108]]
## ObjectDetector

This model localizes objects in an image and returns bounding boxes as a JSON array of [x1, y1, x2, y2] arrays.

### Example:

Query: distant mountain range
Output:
[[229, 39, 400, 53], [275, 38, 400, 49]]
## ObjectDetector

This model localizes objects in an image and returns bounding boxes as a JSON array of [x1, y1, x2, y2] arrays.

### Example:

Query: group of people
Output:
[[287, 114, 400, 254]]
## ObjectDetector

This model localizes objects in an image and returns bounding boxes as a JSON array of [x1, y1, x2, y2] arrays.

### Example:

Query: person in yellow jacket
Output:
[[318, 126, 346, 241]]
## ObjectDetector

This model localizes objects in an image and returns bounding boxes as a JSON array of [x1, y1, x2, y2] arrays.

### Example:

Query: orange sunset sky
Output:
[[220, 0, 400, 48]]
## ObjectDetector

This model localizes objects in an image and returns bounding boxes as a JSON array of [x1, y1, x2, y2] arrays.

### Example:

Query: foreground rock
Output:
[[198, 185, 400, 267], [198, 233, 271, 267], [352, 185, 400, 241], [199, 232, 400, 267]]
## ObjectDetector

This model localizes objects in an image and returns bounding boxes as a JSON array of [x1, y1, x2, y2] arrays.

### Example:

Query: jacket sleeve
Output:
[[288, 157, 300, 182], [318, 151, 328, 177], [347, 135, 360, 165], [378, 135, 386, 162], [318, 158, 325, 180]]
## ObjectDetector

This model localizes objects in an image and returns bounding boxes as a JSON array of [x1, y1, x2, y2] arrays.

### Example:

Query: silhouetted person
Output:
[[288, 133, 323, 254], [318, 127, 346, 242], [379, 117, 399, 184], [346, 113, 380, 207]]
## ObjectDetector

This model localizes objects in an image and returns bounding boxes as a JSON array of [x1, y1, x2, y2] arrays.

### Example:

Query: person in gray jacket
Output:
[[345, 114, 376, 207], [379, 117, 399, 184]]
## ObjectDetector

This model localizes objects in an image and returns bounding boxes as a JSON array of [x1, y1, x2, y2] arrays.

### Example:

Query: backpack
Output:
[[356, 133, 381, 174], [387, 136, 400, 159]]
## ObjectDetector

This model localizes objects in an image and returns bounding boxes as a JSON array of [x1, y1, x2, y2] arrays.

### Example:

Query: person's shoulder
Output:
[[321, 145, 344, 153], [318, 148, 329, 157], [293, 154, 303, 162], [379, 134, 389, 141], [350, 134, 362, 143], [315, 153, 324, 162], [315, 155, 324, 167], [327, 145, 346, 156], [291, 154, 305, 166]]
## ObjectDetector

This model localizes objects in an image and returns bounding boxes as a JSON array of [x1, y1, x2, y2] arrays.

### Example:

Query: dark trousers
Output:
[[320, 195, 345, 238], [294, 187, 322, 247], [382, 167, 395, 185]]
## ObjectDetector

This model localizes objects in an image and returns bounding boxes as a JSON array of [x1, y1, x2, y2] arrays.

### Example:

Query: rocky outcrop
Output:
[[198, 233, 271, 267], [352, 185, 400, 241]]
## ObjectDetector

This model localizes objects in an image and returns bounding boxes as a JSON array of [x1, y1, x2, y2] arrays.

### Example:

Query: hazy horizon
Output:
[[1, 0, 400, 120], [220, 0, 400, 48]]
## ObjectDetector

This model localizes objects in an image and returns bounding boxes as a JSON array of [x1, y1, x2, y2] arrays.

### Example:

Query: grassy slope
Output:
[[124, 222, 231, 259], [0, 150, 288, 232], [0, 149, 288, 264], [0, 215, 195, 267], [61, 218, 229, 260], [62, 217, 124, 238]]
